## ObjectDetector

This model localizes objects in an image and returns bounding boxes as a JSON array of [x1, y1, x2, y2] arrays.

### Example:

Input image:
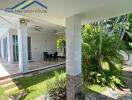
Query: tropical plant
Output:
[[82, 21, 126, 90], [57, 39, 66, 56], [46, 71, 66, 99], [57, 39, 66, 50]]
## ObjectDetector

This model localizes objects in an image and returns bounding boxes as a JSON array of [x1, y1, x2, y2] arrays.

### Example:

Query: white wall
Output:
[[28, 32, 57, 61], [0, 29, 9, 60], [1, 28, 57, 62]]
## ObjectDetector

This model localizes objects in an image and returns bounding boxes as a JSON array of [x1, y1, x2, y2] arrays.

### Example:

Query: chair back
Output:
[[54, 52, 58, 57], [43, 52, 48, 57]]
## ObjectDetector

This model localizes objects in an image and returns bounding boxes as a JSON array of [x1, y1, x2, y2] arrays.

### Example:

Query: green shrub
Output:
[[82, 24, 126, 90], [46, 71, 66, 99]]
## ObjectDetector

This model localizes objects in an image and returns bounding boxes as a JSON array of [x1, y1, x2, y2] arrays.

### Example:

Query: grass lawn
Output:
[[0, 68, 66, 100], [0, 67, 108, 100]]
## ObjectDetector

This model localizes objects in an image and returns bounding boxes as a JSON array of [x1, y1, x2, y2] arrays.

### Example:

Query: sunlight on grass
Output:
[[0, 88, 8, 100], [0, 88, 4, 95], [4, 84, 17, 90], [11, 68, 66, 100], [84, 83, 108, 93], [1, 67, 108, 100]]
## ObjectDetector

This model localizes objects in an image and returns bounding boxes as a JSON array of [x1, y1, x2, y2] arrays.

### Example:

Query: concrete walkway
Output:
[[86, 65, 132, 100], [116, 66, 132, 99]]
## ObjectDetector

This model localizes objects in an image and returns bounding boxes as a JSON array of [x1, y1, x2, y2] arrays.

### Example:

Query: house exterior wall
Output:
[[28, 32, 57, 62], [9, 29, 57, 62], [0, 30, 9, 59]]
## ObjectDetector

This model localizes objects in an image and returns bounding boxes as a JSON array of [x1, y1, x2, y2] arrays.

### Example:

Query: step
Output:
[[4, 83, 18, 90], [1, 82, 16, 88], [0, 80, 13, 86], [4, 87, 19, 93], [0, 78, 12, 84], [0, 77, 19, 86]]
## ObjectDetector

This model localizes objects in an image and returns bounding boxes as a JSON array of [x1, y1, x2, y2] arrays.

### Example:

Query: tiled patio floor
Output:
[[0, 58, 65, 78]]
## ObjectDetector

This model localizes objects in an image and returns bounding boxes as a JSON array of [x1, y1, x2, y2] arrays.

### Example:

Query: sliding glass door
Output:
[[28, 37, 32, 60], [12, 35, 32, 62], [3, 37, 8, 59], [13, 35, 19, 62]]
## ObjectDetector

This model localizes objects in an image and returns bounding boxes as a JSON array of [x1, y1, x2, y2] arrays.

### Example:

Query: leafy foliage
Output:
[[57, 39, 66, 56], [57, 39, 66, 50], [46, 71, 66, 99], [82, 23, 126, 90]]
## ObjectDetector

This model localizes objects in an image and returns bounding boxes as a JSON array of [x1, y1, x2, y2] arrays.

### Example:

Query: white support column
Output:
[[17, 19, 28, 73], [66, 15, 82, 100], [7, 31, 13, 63], [1, 38, 4, 58]]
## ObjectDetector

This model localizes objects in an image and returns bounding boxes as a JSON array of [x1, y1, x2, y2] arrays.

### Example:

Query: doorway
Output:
[[13, 35, 19, 62], [12, 35, 32, 62], [28, 37, 32, 60], [3, 37, 8, 59]]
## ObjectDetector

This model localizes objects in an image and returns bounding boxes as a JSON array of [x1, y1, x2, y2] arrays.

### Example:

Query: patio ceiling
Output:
[[0, 11, 65, 36], [0, 0, 132, 26]]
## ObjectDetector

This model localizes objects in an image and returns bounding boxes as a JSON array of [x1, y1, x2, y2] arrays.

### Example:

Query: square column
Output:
[[66, 15, 82, 100], [7, 31, 13, 63], [1, 38, 4, 58], [17, 19, 28, 73]]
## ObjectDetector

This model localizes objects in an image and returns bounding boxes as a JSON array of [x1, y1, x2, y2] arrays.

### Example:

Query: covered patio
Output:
[[0, 58, 65, 78], [0, 12, 66, 78]]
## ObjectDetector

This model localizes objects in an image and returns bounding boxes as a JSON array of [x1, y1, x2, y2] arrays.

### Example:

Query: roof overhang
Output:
[[0, 0, 132, 26]]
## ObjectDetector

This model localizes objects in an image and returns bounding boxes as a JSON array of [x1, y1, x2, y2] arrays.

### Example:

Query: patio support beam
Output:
[[7, 31, 13, 63], [1, 38, 4, 58], [17, 19, 28, 73], [66, 15, 82, 100]]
